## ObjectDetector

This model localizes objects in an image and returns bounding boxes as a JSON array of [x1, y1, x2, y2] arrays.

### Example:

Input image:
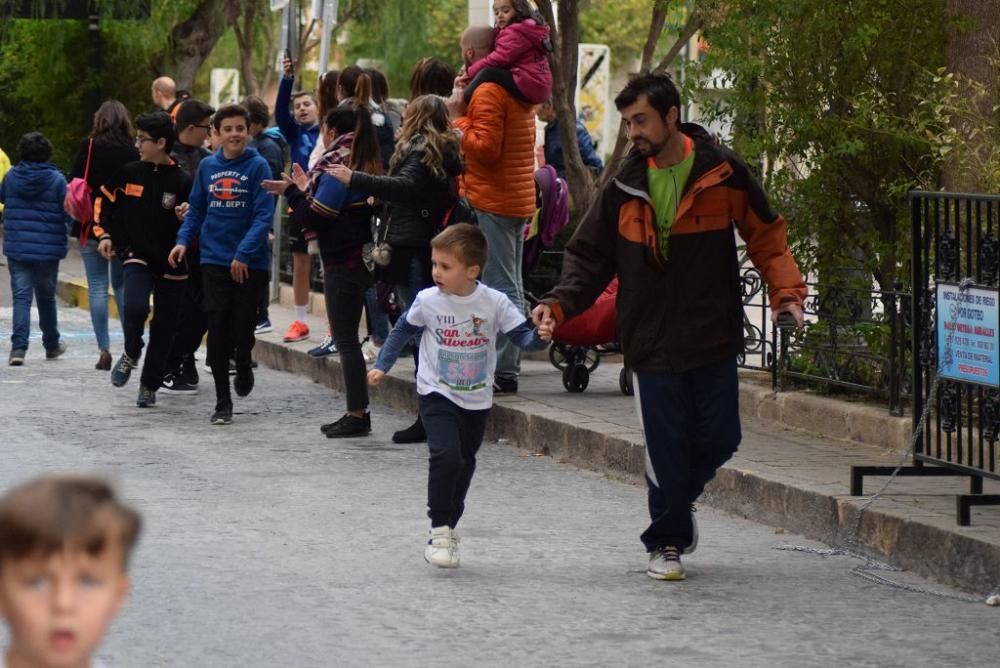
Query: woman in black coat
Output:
[[328, 94, 464, 443]]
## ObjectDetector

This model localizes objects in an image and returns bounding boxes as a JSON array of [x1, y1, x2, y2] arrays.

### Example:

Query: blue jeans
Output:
[[634, 357, 742, 552], [477, 210, 527, 379], [80, 239, 124, 351], [8, 259, 61, 352]]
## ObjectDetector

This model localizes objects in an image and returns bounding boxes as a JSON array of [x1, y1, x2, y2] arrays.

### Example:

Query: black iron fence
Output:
[[910, 191, 1000, 485], [852, 191, 999, 526], [737, 246, 912, 415]]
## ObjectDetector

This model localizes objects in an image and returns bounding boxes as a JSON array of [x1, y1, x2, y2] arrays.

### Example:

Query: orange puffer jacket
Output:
[[453, 82, 537, 219]]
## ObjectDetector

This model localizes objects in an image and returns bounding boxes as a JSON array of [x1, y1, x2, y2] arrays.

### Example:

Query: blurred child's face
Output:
[[293, 95, 318, 126], [493, 1, 516, 28], [0, 548, 129, 668], [431, 248, 480, 296], [217, 116, 248, 157]]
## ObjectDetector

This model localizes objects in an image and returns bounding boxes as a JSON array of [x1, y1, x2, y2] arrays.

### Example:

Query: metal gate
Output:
[[852, 191, 1000, 524]]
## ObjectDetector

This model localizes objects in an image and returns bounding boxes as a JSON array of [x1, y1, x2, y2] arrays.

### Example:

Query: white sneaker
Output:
[[362, 339, 382, 365], [647, 546, 685, 581], [424, 526, 459, 568]]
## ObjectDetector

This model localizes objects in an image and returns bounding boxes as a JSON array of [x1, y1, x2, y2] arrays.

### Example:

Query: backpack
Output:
[[523, 164, 569, 272]]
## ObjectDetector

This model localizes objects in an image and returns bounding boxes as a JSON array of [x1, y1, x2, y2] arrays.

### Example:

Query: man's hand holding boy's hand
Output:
[[367, 369, 385, 387]]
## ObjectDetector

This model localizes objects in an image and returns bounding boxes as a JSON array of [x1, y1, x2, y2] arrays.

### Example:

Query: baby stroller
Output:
[[546, 278, 634, 396]]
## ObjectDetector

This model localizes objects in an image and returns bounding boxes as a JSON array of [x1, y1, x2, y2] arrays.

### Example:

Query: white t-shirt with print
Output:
[[406, 284, 527, 410]]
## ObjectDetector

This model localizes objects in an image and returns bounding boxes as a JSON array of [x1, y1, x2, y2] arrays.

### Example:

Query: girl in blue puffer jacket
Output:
[[0, 132, 70, 366]]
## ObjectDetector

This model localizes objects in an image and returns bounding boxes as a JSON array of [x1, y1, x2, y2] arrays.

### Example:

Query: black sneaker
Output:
[[136, 385, 156, 407], [111, 354, 137, 387], [161, 372, 199, 394], [392, 417, 427, 444], [8, 349, 26, 366], [45, 341, 67, 359], [234, 367, 255, 398], [492, 376, 518, 395], [308, 335, 337, 357], [181, 355, 199, 385], [210, 401, 234, 425], [323, 413, 371, 438]]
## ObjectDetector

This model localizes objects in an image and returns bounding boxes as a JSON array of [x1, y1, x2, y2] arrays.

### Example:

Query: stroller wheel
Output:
[[585, 348, 601, 372], [549, 344, 570, 371], [563, 364, 590, 393], [619, 367, 635, 396]]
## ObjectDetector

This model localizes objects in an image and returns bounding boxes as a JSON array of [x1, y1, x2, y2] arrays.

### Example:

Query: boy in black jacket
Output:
[[95, 112, 192, 406]]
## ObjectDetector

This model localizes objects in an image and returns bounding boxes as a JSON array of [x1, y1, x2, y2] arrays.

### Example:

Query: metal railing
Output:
[[738, 247, 912, 415]]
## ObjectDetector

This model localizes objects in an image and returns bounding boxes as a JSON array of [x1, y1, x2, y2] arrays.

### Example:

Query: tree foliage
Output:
[[688, 0, 956, 291], [342, 0, 465, 97]]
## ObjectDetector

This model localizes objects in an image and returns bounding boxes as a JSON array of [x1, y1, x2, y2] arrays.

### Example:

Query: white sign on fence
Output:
[[210, 69, 240, 110]]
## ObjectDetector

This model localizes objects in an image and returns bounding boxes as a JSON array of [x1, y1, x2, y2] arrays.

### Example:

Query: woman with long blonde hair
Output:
[[328, 94, 464, 444]]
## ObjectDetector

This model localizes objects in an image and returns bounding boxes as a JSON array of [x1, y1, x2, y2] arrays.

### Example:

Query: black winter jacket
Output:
[[96, 160, 192, 279], [349, 140, 463, 249]]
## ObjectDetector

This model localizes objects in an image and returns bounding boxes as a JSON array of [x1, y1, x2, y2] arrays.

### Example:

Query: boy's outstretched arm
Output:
[[369, 312, 424, 386], [505, 320, 549, 352]]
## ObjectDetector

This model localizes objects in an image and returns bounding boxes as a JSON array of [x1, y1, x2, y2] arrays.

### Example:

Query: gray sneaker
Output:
[[111, 354, 137, 387], [45, 341, 67, 359], [647, 546, 685, 581], [136, 385, 156, 407], [8, 349, 26, 366]]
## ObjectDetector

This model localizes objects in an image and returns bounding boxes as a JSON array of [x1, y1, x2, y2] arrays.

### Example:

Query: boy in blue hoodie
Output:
[[169, 104, 272, 425], [0, 133, 69, 366]]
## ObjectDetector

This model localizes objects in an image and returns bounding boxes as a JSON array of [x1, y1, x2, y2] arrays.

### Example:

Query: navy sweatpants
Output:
[[634, 356, 742, 552], [419, 392, 490, 529]]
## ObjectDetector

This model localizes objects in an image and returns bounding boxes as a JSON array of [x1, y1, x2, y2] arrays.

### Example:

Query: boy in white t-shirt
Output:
[[369, 223, 551, 568]]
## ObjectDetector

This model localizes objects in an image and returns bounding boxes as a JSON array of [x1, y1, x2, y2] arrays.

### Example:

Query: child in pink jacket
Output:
[[462, 0, 553, 105]]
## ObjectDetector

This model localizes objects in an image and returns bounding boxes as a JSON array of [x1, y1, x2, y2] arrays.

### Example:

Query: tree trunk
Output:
[[943, 0, 1000, 192], [536, 0, 594, 212], [231, 1, 260, 96], [150, 0, 230, 92]]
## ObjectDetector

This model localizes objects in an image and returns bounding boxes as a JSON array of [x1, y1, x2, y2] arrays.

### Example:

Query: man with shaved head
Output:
[[448, 25, 538, 396], [152, 76, 183, 121]]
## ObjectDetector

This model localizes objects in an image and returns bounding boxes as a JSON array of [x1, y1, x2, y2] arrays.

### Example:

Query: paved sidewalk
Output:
[[51, 246, 1000, 597]]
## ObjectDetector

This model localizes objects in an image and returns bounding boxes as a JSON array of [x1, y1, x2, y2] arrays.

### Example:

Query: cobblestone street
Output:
[[0, 299, 997, 667]]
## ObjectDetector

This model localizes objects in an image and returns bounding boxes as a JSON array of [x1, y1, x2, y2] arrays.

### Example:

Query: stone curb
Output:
[[253, 337, 1000, 597]]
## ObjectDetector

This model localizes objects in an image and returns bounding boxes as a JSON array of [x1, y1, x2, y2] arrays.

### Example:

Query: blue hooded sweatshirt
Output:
[[176, 146, 272, 272], [0, 161, 69, 262]]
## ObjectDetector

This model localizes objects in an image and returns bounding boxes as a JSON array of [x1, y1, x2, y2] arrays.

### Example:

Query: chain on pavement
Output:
[[775, 278, 1000, 606]]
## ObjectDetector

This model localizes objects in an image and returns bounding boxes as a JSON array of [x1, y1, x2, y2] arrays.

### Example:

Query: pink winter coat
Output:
[[466, 19, 553, 105]]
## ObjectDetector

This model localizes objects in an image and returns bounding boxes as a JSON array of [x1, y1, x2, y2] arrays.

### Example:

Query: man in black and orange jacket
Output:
[[533, 73, 807, 582]]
